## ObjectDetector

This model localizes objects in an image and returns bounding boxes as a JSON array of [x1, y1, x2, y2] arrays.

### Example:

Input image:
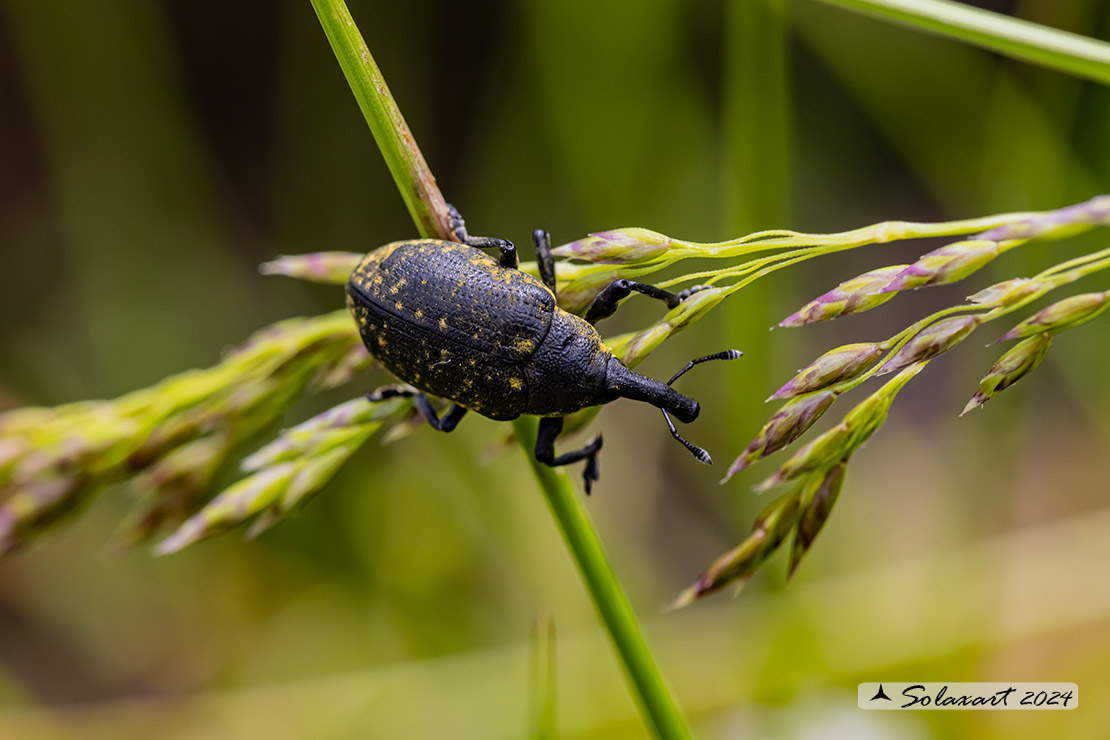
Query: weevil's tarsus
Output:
[[447, 202, 517, 268], [367, 385, 467, 432], [586, 279, 685, 325], [666, 349, 743, 386], [662, 409, 711, 465]]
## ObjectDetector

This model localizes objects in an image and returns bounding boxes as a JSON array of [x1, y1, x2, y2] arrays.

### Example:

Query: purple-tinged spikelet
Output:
[[550, 228, 672, 264], [962, 334, 1053, 415], [994, 291, 1110, 343], [789, 463, 847, 577], [779, 265, 906, 327], [880, 239, 1001, 293], [878, 316, 982, 375], [769, 343, 883, 400], [260, 252, 363, 284], [723, 390, 837, 481]]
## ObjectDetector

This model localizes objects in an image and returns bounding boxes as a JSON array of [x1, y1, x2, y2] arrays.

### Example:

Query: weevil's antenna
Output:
[[659, 349, 742, 464], [661, 409, 712, 465], [667, 349, 743, 386]]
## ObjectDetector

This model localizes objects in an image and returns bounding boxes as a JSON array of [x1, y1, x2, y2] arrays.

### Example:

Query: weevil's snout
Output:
[[671, 397, 699, 424]]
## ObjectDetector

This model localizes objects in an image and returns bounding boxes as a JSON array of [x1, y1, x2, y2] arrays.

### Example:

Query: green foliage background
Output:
[[0, 1, 1108, 738]]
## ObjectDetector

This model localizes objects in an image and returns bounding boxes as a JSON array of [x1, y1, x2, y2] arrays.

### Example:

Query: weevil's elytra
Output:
[[348, 207, 742, 493]]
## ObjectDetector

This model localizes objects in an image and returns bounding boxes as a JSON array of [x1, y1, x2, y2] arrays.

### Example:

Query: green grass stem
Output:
[[309, 0, 451, 239], [817, 0, 1110, 85], [513, 417, 694, 740], [310, 1, 696, 737]]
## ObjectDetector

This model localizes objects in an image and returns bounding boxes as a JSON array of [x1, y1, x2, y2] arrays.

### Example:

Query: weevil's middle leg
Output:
[[366, 386, 468, 432], [585, 279, 711, 325], [534, 416, 603, 494], [446, 203, 518, 268]]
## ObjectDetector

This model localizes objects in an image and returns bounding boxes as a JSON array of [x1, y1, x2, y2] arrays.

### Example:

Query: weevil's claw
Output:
[[674, 284, 712, 303]]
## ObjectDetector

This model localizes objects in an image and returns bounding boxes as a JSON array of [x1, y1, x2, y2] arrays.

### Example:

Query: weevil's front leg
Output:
[[532, 229, 557, 296], [446, 203, 518, 269], [366, 386, 468, 432], [534, 416, 603, 494], [584, 279, 711, 325]]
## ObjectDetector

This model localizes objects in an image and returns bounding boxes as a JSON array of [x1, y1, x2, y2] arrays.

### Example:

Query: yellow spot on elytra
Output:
[[508, 377, 523, 390], [415, 308, 423, 319], [438, 317, 448, 330], [395, 301, 403, 311]]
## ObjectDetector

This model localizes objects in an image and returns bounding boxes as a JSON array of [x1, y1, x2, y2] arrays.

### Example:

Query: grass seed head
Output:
[[789, 463, 847, 578], [977, 195, 1110, 241], [994, 291, 1110, 343], [967, 278, 1046, 307], [778, 265, 906, 327], [963, 334, 1053, 415], [550, 228, 672, 264], [756, 423, 851, 491], [670, 491, 802, 608], [769, 343, 883, 400], [724, 391, 838, 481], [259, 252, 363, 284], [881, 239, 1000, 292], [878, 316, 982, 375]]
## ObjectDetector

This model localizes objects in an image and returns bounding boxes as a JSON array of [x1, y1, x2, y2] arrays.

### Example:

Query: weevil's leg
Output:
[[584, 279, 706, 325], [367, 386, 467, 432], [412, 393, 468, 432], [532, 229, 557, 295], [446, 202, 518, 268], [534, 416, 603, 494]]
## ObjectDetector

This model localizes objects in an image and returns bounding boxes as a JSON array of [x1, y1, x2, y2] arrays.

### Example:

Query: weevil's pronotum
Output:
[[346, 206, 740, 492]]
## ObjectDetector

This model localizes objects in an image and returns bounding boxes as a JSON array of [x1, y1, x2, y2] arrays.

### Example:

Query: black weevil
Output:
[[346, 206, 740, 492]]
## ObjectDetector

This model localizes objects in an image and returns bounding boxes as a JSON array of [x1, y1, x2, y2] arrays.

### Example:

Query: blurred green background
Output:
[[1, 1, 1109, 738]]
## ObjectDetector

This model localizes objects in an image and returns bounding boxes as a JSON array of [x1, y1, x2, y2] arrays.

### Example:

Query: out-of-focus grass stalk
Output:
[[529, 616, 557, 740], [308, 0, 451, 240], [513, 417, 692, 740], [815, 0, 1110, 85], [721, 0, 793, 476], [310, 2, 694, 738]]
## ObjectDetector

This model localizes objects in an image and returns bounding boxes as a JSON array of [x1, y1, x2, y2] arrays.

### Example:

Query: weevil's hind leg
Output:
[[366, 385, 467, 432], [584, 279, 712, 325], [534, 417, 603, 494], [446, 202, 518, 268], [533, 229, 557, 296]]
